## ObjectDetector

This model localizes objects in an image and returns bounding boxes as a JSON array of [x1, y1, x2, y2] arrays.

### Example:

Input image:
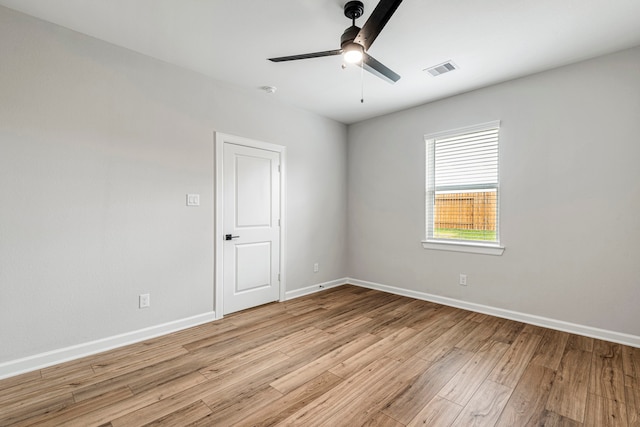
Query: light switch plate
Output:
[[186, 194, 200, 206]]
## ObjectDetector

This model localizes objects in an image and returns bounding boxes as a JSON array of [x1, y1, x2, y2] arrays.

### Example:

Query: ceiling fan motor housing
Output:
[[341, 25, 361, 48]]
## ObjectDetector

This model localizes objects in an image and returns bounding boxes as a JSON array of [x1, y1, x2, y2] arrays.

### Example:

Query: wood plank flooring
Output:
[[1, 285, 638, 426]]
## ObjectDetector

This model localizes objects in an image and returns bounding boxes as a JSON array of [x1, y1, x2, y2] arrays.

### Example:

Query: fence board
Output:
[[435, 192, 496, 231]]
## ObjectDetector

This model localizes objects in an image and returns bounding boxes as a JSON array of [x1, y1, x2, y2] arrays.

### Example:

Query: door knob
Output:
[[225, 234, 240, 241]]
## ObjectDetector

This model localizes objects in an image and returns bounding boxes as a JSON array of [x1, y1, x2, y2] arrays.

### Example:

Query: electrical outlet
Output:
[[313, 262, 319, 273], [459, 274, 467, 286], [139, 293, 150, 308]]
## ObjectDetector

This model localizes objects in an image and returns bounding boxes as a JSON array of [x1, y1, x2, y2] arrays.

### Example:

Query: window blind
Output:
[[435, 128, 499, 189]]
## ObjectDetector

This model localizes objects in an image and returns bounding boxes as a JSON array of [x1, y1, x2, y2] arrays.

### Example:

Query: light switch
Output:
[[186, 194, 200, 207]]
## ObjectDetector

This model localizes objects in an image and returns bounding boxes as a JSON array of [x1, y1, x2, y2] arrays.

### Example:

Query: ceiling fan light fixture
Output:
[[343, 43, 363, 64]]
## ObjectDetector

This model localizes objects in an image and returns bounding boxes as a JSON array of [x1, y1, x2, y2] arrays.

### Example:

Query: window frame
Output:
[[422, 121, 505, 256]]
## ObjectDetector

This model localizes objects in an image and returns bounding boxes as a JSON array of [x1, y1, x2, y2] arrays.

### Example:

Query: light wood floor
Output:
[[1, 285, 639, 426]]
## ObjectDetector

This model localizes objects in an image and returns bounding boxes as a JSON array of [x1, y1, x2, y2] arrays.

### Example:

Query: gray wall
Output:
[[0, 7, 348, 363], [348, 46, 640, 337]]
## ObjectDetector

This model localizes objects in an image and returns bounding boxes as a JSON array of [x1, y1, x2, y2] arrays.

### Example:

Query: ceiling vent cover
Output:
[[424, 61, 458, 77]]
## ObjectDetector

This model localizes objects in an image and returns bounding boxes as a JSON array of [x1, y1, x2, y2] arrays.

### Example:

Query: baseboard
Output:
[[284, 278, 347, 300], [4, 277, 638, 380], [347, 277, 640, 348], [2, 277, 346, 381], [0, 311, 217, 381]]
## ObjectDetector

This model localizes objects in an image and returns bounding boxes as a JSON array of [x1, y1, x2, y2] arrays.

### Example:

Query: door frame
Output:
[[214, 132, 287, 319]]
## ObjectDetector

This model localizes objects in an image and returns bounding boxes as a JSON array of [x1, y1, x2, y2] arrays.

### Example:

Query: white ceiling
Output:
[[2, 0, 640, 124]]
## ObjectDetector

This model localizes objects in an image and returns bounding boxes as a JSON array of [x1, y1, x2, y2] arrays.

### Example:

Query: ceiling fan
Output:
[[268, 0, 403, 84]]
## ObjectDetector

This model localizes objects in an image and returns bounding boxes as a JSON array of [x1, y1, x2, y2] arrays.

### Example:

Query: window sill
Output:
[[422, 240, 505, 256]]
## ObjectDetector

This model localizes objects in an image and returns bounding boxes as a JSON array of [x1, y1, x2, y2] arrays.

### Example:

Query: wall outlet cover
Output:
[[139, 294, 150, 308], [459, 274, 467, 286]]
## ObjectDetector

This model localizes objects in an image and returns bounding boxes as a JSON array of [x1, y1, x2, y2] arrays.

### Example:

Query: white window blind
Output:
[[426, 122, 500, 245]]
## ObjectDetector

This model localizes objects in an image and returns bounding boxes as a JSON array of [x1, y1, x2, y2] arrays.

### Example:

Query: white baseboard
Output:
[[284, 278, 347, 300], [347, 277, 640, 348], [0, 311, 217, 381], [4, 276, 639, 381]]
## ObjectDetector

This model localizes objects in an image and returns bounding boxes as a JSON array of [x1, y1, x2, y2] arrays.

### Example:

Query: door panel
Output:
[[236, 155, 272, 227], [223, 142, 280, 314], [235, 242, 271, 293]]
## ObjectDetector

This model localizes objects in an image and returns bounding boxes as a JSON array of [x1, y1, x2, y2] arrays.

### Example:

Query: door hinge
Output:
[[277, 164, 281, 173], [278, 273, 281, 282], [278, 219, 281, 226]]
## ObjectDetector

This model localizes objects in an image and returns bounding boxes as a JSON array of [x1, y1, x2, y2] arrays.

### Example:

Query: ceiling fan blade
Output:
[[354, 0, 403, 51], [362, 53, 401, 84], [268, 49, 342, 62]]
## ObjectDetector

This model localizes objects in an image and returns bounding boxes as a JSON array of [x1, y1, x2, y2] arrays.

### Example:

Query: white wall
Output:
[[348, 46, 640, 338], [2, 4, 639, 375], [0, 6, 348, 365]]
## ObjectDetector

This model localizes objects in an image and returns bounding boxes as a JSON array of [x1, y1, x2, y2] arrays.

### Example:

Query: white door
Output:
[[222, 142, 281, 314]]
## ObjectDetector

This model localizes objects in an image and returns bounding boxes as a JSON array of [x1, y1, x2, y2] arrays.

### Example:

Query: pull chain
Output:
[[360, 59, 365, 103]]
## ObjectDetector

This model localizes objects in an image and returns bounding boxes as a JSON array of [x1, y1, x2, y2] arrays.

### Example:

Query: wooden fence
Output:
[[435, 191, 496, 231]]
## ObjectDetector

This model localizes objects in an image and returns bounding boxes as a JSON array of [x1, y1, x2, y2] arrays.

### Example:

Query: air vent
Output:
[[424, 61, 458, 77]]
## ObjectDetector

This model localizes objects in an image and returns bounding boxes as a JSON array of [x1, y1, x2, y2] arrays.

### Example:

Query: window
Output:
[[423, 121, 504, 255]]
